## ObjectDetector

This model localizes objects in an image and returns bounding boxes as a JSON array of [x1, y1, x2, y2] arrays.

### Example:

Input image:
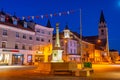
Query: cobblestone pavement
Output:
[[0, 64, 120, 80]]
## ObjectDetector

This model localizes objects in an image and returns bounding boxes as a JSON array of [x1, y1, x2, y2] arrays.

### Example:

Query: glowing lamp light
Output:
[[97, 39, 101, 43]]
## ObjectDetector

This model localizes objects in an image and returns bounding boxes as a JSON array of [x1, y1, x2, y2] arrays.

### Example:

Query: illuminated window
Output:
[[3, 29, 7, 36], [2, 42, 6, 48]]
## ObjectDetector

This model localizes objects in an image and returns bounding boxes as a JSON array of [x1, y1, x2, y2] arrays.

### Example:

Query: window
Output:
[[85, 44, 88, 48], [15, 44, 18, 49], [41, 38, 44, 42], [22, 44, 25, 50], [23, 34, 26, 39], [29, 46, 32, 50], [2, 42, 6, 48], [42, 30, 44, 34], [36, 37, 40, 41], [29, 36, 32, 40], [0, 15, 5, 22], [70, 41, 72, 46], [48, 32, 51, 35], [13, 19, 17, 25], [74, 49, 76, 54], [24, 22, 27, 28], [16, 32, 19, 38], [3, 30, 7, 36], [36, 29, 40, 33], [70, 49, 72, 53], [101, 29, 104, 35], [48, 39, 51, 43]]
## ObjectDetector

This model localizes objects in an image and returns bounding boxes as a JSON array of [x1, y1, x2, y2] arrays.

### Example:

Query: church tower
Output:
[[63, 24, 70, 38], [98, 10, 110, 58], [98, 10, 108, 40]]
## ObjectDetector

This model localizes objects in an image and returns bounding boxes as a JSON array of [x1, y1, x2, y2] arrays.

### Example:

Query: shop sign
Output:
[[2, 49, 19, 52]]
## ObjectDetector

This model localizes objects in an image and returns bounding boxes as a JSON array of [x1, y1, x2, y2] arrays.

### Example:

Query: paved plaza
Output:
[[0, 64, 120, 80]]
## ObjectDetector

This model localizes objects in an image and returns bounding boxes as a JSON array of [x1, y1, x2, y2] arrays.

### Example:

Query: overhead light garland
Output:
[[20, 10, 75, 20]]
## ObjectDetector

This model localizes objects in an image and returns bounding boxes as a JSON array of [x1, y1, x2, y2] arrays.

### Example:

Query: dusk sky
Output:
[[0, 0, 120, 52]]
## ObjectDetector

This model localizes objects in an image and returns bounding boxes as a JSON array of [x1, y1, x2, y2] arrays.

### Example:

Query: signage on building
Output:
[[2, 49, 19, 52]]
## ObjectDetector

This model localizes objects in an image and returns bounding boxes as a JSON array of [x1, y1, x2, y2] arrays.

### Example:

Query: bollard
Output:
[[86, 70, 90, 77]]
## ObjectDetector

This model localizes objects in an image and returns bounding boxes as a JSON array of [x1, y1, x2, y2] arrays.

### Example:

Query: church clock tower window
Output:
[[101, 29, 104, 35]]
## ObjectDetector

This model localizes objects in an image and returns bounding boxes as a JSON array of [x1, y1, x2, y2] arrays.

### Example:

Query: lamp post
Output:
[[79, 9, 84, 69]]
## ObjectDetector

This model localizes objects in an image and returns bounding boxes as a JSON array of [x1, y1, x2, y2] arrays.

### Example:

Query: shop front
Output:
[[0, 49, 34, 65], [27, 54, 33, 65], [35, 55, 44, 62], [0, 53, 9, 65], [12, 54, 24, 65]]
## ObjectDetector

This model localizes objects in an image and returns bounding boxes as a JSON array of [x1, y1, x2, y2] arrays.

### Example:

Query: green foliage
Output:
[[83, 62, 92, 68]]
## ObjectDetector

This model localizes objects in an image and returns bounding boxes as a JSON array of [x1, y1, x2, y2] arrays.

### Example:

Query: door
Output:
[[12, 54, 24, 65]]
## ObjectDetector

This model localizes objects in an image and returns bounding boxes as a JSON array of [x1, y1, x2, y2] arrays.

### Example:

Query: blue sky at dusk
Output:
[[0, 0, 120, 52]]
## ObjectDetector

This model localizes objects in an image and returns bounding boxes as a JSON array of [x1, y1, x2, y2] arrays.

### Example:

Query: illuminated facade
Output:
[[53, 11, 116, 63], [53, 24, 95, 62], [83, 10, 111, 63], [51, 23, 63, 62], [0, 11, 53, 65]]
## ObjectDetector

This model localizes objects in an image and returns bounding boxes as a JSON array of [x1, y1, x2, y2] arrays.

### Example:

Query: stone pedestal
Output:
[[75, 68, 93, 77], [34, 62, 77, 74]]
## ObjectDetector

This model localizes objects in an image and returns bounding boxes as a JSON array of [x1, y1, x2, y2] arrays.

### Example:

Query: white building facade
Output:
[[0, 12, 53, 65]]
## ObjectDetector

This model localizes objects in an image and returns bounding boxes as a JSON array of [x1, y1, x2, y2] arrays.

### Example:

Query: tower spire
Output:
[[46, 19, 52, 28], [64, 24, 69, 30], [100, 10, 105, 23]]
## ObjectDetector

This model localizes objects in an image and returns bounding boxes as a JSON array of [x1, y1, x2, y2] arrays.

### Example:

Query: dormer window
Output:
[[24, 22, 27, 28], [0, 15, 5, 22], [13, 19, 17, 25]]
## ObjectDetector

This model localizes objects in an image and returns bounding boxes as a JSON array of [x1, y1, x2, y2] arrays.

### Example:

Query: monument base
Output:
[[34, 62, 77, 75]]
